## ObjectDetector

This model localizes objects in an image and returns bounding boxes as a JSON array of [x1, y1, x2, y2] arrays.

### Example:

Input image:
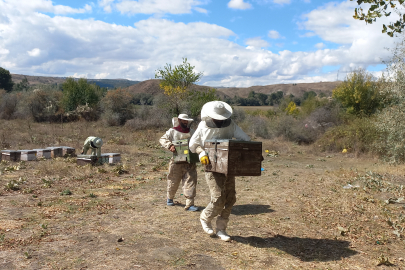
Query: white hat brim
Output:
[[202, 101, 232, 120]]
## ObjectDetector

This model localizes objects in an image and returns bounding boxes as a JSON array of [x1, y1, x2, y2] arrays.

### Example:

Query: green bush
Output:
[[61, 78, 102, 112], [101, 88, 134, 126], [372, 39, 405, 163], [332, 69, 383, 116], [316, 117, 378, 153], [0, 67, 14, 92]]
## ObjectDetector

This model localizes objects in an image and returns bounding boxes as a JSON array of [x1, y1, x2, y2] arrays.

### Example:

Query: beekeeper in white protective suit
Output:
[[81, 136, 103, 157], [159, 114, 199, 211], [189, 101, 250, 241]]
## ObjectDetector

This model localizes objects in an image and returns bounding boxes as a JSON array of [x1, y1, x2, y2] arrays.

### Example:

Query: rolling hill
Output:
[[11, 74, 341, 98]]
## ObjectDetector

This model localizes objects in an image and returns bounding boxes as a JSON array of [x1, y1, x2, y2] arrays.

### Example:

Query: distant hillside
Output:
[[11, 74, 140, 89], [217, 81, 341, 98], [124, 79, 340, 98], [11, 74, 341, 98]]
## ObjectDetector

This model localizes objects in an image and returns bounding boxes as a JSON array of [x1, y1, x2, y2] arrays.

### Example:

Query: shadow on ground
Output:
[[233, 235, 357, 262], [231, 204, 274, 215]]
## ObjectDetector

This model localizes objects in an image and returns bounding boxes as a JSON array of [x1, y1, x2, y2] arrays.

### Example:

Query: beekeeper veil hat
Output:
[[93, 138, 103, 148], [201, 101, 232, 121], [172, 113, 193, 127]]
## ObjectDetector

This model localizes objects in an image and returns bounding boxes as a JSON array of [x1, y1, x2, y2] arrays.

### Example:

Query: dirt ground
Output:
[[0, 120, 405, 269]]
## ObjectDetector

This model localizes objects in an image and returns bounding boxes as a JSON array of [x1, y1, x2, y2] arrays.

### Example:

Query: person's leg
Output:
[[215, 176, 236, 241], [200, 172, 226, 235], [167, 160, 182, 206], [182, 163, 197, 210]]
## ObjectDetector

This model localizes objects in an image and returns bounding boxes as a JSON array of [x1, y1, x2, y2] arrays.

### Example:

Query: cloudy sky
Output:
[[0, 0, 402, 87]]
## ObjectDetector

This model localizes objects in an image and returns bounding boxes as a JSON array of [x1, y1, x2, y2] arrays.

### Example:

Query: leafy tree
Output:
[[0, 67, 14, 92], [302, 91, 317, 101], [155, 58, 203, 115], [373, 39, 405, 163], [285, 101, 299, 116], [102, 88, 134, 125], [187, 88, 218, 118], [352, 0, 405, 37], [14, 76, 30, 92], [332, 69, 382, 116], [61, 78, 101, 112]]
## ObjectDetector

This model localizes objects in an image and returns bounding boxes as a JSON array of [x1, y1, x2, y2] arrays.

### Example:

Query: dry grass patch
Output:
[[1, 120, 405, 269]]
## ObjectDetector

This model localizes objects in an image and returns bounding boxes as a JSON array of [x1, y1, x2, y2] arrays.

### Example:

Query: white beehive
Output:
[[19, 150, 37, 161], [33, 149, 52, 159], [104, 153, 121, 164]]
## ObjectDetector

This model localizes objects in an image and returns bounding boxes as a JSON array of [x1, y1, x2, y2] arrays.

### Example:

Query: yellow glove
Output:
[[199, 151, 210, 165], [200, 155, 210, 165]]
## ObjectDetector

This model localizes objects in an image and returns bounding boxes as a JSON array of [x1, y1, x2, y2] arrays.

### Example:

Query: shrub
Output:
[[61, 78, 102, 112], [101, 88, 134, 126], [0, 67, 14, 92], [274, 115, 319, 144], [244, 115, 272, 139], [316, 117, 378, 153], [0, 92, 19, 119], [20, 89, 63, 122], [373, 39, 405, 163], [125, 106, 170, 130], [300, 96, 330, 117], [332, 69, 383, 116]]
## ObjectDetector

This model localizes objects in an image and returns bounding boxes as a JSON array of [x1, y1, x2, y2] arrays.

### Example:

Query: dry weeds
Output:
[[0, 120, 404, 269]]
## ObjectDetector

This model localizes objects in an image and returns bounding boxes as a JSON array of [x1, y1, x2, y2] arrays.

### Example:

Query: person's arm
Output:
[[233, 121, 251, 141], [82, 139, 90, 154], [189, 125, 203, 153], [159, 129, 174, 149], [189, 124, 209, 164]]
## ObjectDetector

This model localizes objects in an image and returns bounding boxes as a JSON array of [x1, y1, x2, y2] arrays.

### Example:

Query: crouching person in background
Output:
[[159, 114, 199, 211], [189, 101, 250, 241], [81, 136, 103, 157]]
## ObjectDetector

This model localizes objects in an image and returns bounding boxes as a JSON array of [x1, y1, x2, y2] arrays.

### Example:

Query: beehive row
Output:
[[0, 146, 76, 162], [76, 154, 121, 165]]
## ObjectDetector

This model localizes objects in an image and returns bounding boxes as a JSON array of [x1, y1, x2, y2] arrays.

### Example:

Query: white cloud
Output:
[[245, 37, 269, 48], [228, 0, 252, 10], [268, 30, 283, 39], [2, 0, 92, 15], [315, 43, 325, 49], [0, 0, 400, 87], [27, 48, 41, 57], [0, 48, 9, 54], [98, 0, 114, 13], [95, 72, 110, 79], [116, 0, 207, 15]]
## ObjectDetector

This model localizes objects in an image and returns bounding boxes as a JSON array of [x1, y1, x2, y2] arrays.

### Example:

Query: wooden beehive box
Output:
[[46, 147, 63, 158], [203, 139, 262, 176], [19, 150, 37, 161], [76, 155, 99, 166], [104, 153, 121, 164], [33, 149, 52, 159], [60, 146, 76, 157], [173, 139, 199, 163], [1, 150, 21, 162]]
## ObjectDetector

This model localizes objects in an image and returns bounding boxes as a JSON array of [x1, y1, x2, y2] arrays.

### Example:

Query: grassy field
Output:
[[0, 120, 404, 269]]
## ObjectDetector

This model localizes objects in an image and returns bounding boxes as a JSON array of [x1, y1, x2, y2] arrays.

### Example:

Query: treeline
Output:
[[224, 90, 326, 106]]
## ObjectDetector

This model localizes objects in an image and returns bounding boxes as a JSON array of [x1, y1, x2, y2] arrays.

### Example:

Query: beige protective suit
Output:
[[82, 136, 103, 157], [159, 118, 197, 209], [189, 118, 250, 232]]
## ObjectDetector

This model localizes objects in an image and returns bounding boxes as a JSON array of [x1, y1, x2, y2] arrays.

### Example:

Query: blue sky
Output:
[[0, 0, 402, 87]]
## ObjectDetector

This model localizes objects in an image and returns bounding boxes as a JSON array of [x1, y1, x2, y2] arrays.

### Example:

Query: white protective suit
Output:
[[189, 113, 250, 234], [82, 136, 103, 157], [159, 116, 197, 209]]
